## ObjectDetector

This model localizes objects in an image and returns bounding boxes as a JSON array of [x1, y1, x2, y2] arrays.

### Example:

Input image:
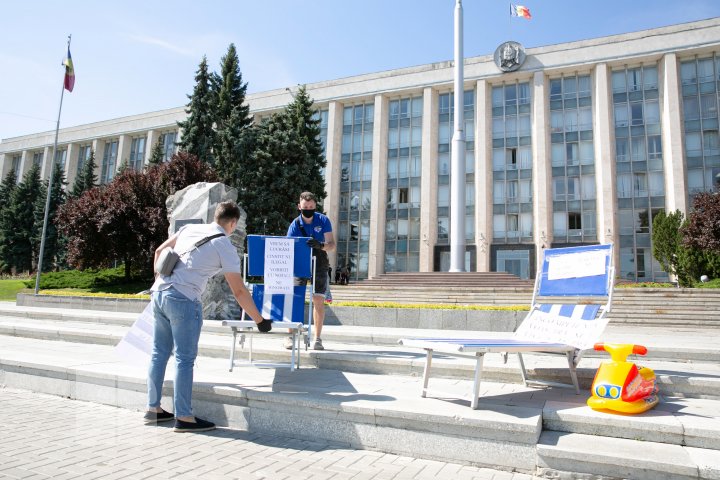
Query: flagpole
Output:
[[35, 35, 71, 294], [449, 0, 466, 272]]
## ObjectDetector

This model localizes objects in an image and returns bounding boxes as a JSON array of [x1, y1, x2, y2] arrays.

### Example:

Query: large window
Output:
[[100, 140, 119, 184], [681, 56, 720, 197], [384, 96, 422, 273], [337, 103, 374, 281], [159, 131, 177, 162], [129, 136, 146, 171], [76, 144, 92, 175], [54, 148, 67, 174], [549, 74, 597, 243], [612, 65, 666, 282], [437, 90, 476, 249], [492, 82, 532, 244], [32, 152, 43, 168], [10, 155, 21, 182]]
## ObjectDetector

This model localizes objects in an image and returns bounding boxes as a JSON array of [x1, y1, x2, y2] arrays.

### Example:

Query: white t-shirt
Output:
[[151, 223, 241, 301]]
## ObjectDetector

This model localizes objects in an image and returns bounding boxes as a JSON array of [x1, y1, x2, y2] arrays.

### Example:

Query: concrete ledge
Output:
[[17, 293, 523, 331]]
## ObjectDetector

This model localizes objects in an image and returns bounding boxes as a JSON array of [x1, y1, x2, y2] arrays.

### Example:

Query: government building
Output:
[[2, 18, 720, 282]]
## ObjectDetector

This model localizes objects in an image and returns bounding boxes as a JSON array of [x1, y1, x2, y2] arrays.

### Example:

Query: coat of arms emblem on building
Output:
[[494, 41, 526, 72]]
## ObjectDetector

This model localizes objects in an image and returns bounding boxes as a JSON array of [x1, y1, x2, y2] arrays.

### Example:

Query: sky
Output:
[[2, 0, 720, 142]]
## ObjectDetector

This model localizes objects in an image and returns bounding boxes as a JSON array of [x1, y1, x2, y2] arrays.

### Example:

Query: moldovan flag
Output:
[[511, 4, 532, 19], [63, 47, 75, 92]]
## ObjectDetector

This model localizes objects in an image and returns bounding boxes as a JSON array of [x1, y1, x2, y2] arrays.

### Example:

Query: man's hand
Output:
[[256, 319, 272, 333], [307, 238, 324, 250]]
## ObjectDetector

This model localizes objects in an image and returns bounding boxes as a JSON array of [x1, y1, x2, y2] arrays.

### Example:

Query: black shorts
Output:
[[294, 251, 329, 295]]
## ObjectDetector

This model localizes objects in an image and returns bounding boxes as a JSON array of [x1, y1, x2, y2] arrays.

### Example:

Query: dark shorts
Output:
[[294, 251, 329, 295]]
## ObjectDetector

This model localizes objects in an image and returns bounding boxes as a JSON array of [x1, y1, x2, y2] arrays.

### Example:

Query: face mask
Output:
[[301, 209, 315, 219]]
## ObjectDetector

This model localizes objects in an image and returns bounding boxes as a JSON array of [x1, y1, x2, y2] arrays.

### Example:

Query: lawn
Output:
[[0, 278, 33, 301]]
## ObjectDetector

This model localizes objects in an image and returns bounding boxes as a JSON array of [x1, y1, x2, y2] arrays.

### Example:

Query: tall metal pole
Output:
[[35, 35, 70, 294], [449, 0, 466, 272]]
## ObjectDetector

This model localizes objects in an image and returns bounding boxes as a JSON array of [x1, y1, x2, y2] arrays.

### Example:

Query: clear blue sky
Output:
[[2, 0, 719, 141]]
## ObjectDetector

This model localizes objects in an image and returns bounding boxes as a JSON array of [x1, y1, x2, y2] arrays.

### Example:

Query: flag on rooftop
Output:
[[511, 4, 532, 19], [63, 47, 75, 92]]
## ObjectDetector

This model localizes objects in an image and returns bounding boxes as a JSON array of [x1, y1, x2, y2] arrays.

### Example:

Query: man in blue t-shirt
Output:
[[286, 191, 335, 350]]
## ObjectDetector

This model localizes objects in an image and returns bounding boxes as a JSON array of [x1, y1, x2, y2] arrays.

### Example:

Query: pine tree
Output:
[[70, 149, 98, 197], [33, 162, 67, 272], [284, 85, 327, 205], [214, 43, 252, 181], [4, 163, 45, 273], [148, 137, 165, 166], [177, 56, 216, 165], [0, 168, 18, 272]]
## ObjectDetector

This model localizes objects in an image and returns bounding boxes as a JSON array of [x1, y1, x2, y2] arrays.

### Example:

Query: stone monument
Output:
[[165, 182, 246, 320]]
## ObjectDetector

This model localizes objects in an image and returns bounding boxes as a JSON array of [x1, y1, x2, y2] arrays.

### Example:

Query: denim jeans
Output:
[[147, 286, 203, 418]]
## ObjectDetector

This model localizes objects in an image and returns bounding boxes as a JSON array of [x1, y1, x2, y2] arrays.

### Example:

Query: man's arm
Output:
[[224, 272, 264, 324], [322, 231, 336, 252]]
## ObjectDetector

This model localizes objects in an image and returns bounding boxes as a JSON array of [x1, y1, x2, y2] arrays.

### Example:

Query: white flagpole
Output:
[[449, 0, 466, 272], [35, 35, 71, 294]]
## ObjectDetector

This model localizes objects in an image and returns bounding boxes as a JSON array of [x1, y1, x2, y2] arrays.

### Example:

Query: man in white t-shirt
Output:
[[146, 201, 271, 433]]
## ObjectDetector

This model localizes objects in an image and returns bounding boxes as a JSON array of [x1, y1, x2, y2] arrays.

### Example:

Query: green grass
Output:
[[0, 278, 33, 301], [697, 278, 720, 288]]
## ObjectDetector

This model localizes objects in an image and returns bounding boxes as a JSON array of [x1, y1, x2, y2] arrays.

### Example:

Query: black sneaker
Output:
[[174, 417, 216, 433], [143, 409, 174, 424]]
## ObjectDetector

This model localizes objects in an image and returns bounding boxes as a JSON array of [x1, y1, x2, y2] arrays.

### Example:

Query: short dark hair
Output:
[[299, 191, 317, 203], [214, 201, 241, 224]]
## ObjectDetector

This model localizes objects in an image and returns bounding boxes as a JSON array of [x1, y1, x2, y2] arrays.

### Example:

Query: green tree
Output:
[[4, 163, 45, 273], [652, 210, 684, 278], [33, 162, 67, 272], [284, 85, 326, 203], [148, 137, 165, 166], [214, 43, 252, 181], [70, 149, 98, 198], [177, 56, 216, 165], [0, 168, 18, 272]]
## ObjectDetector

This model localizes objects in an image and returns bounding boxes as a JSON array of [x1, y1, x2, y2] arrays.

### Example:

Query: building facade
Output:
[[2, 18, 720, 282]]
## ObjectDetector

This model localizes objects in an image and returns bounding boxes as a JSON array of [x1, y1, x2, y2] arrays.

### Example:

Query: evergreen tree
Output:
[[284, 85, 327, 204], [4, 163, 45, 273], [33, 162, 67, 272], [652, 210, 684, 279], [177, 56, 216, 165], [70, 149, 98, 198], [0, 168, 18, 272], [214, 44, 252, 180], [148, 137, 165, 166]]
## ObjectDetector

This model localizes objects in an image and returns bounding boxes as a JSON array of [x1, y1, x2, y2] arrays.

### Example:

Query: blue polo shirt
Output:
[[286, 213, 332, 241]]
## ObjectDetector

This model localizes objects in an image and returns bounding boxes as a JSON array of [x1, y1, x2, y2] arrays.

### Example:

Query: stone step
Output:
[[1, 333, 719, 477], [0, 334, 542, 473], [2, 315, 719, 399], [536, 431, 720, 480]]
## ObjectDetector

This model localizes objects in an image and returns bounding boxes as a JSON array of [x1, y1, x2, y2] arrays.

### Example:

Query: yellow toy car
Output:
[[587, 343, 659, 414]]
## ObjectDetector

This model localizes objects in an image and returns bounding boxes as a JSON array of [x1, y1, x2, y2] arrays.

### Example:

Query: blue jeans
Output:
[[147, 287, 203, 418]]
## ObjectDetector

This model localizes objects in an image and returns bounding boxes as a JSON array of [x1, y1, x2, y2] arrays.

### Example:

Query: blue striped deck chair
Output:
[[222, 235, 314, 372], [399, 244, 615, 409]]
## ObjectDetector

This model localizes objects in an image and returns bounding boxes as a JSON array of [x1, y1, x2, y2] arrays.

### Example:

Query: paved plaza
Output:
[[0, 388, 532, 480]]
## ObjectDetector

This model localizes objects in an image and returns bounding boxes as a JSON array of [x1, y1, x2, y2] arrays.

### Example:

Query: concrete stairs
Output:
[[1, 302, 720, 478]]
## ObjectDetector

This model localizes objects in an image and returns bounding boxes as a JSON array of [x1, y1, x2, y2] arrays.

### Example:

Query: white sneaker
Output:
[[313, 338, 324, 351], [283, 337, 294, 350]]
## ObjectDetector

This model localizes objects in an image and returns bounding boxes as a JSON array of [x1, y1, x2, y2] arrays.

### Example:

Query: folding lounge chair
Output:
[[222, 235, 315, 372], [399, 243, 615, 409]]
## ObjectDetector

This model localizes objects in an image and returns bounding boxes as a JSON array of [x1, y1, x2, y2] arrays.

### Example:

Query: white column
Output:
[[145, 130, 158, 166], [593, 63, 618, 248], [419, 87, 438, 272], [18, 151, 28, 178], [660, 53, 688, 215], [532, 71, 551, 267], [324, 101, 343, 271], [65, 143, 77, 187], [117, 135, 131, 173], [368, 94, 389, 278], [475, 79, 491, 272], [40, 146, 52, 180]]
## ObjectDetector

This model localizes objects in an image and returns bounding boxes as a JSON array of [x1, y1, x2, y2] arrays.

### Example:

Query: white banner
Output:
[[263, 237, 295, 295], [115, 302, 154, 367], [547, 250, 607, 280], [514, 309, 608, 350]]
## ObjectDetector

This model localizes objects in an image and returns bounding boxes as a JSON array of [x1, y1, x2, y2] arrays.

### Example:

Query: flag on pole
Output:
[[63, 47, 75, 92], [511, 4, 532, 19]]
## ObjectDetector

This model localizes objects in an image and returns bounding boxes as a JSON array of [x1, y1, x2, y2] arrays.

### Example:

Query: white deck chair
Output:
[[222, 235, 314, 372], [399, 244, 615, 409]]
